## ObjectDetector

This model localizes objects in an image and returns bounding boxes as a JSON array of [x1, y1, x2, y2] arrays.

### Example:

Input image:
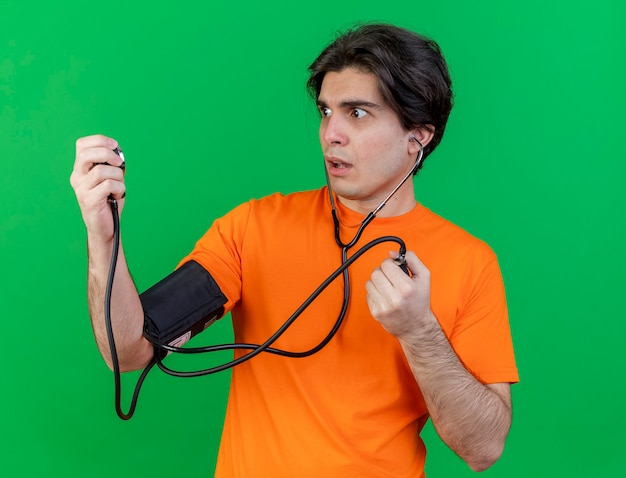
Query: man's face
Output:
[[317, 67, 420, 216]]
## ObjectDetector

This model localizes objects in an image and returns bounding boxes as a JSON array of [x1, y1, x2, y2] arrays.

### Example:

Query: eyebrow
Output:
[[316, 99, 383, 110]]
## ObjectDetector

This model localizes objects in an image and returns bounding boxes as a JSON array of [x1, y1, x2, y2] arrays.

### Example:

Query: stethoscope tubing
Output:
[[104, 142, 423, 418]]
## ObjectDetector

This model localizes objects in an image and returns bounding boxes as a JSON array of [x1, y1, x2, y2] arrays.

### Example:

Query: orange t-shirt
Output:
[[180, 187, 518, 477]]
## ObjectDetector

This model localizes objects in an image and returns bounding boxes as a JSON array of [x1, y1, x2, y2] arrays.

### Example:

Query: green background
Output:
[[1, 0, 625, 476]]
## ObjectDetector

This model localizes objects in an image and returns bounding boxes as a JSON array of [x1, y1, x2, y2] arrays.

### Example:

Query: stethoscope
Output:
[[328, 137, 424, 260], [321, 138, 424, 348], [105, 140, 424, 419]]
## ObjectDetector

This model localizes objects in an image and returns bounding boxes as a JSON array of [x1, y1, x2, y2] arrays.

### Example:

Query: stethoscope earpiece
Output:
[[411, 137, 424, 170]]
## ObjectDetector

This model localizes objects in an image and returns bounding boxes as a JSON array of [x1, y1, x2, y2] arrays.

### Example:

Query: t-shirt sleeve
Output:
[[177, 201, 252, 314], [448, 251, 519, 385]]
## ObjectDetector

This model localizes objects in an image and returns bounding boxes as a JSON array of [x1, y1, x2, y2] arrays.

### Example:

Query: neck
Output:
[[334, 182, 417, 218]]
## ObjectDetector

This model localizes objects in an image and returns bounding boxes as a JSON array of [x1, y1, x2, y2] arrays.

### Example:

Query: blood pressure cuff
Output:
[[140, 260, 227, 351]]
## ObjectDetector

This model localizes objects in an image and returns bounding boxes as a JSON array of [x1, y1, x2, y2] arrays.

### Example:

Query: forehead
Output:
[[318, 68, 386, 106]]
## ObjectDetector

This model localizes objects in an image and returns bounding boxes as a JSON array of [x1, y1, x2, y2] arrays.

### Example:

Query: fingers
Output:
[[71, 134, 125, 191], [82, 165, 126, 199], [73, 135, 124, 175], [366, 257, 412, 313], [368, 260, 403, 296], [366, 251, 431, 309], [70, 135, 127, 240], [76, 134, 118, 151], [366, 251, 433, 338], [372, 252, 420, 290]]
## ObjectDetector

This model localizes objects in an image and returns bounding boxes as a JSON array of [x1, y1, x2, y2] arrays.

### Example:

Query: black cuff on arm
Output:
[[140, 260, 228, 349]]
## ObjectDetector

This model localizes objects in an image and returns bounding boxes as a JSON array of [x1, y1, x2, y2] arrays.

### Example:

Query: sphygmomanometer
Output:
[[103, 142, 422, 420]]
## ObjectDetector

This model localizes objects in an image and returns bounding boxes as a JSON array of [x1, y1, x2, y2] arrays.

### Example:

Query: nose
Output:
[[320, 114, 347, 146]]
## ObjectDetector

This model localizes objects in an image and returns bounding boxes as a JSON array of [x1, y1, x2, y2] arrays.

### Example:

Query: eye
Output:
[[319, 106, 332, 117], [350, 108, 368, 119]]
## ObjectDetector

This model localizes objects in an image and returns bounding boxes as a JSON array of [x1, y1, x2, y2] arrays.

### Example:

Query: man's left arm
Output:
[[365, 251, 513, 472]]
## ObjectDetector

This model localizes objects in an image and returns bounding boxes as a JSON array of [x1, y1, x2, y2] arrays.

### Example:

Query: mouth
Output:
[[325, 156, 352, 176]]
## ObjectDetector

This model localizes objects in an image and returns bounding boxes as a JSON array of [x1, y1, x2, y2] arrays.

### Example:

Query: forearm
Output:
[[87, 237, 153, 372], [398, 313, 511, 472]]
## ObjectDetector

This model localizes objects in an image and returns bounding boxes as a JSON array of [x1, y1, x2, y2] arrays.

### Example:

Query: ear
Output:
[[408, 126, 435, 155]]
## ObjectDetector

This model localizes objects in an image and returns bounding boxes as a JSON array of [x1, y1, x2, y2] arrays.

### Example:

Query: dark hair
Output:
[[307, 23, 454, 167]]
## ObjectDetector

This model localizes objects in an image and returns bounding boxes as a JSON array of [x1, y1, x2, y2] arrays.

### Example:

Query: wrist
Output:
[[395, 309, 438, 343], [87, 233, 121, 271], [396, 311, 453, 363]]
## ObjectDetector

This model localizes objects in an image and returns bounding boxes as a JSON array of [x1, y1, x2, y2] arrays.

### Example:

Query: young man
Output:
[[71, 23, 518, 477]]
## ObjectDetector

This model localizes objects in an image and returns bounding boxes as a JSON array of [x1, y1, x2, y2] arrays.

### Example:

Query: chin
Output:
[[328, 184, 362, 201]]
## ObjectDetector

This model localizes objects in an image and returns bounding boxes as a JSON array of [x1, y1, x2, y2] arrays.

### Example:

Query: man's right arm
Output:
[[70, 134, 154, 372]]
